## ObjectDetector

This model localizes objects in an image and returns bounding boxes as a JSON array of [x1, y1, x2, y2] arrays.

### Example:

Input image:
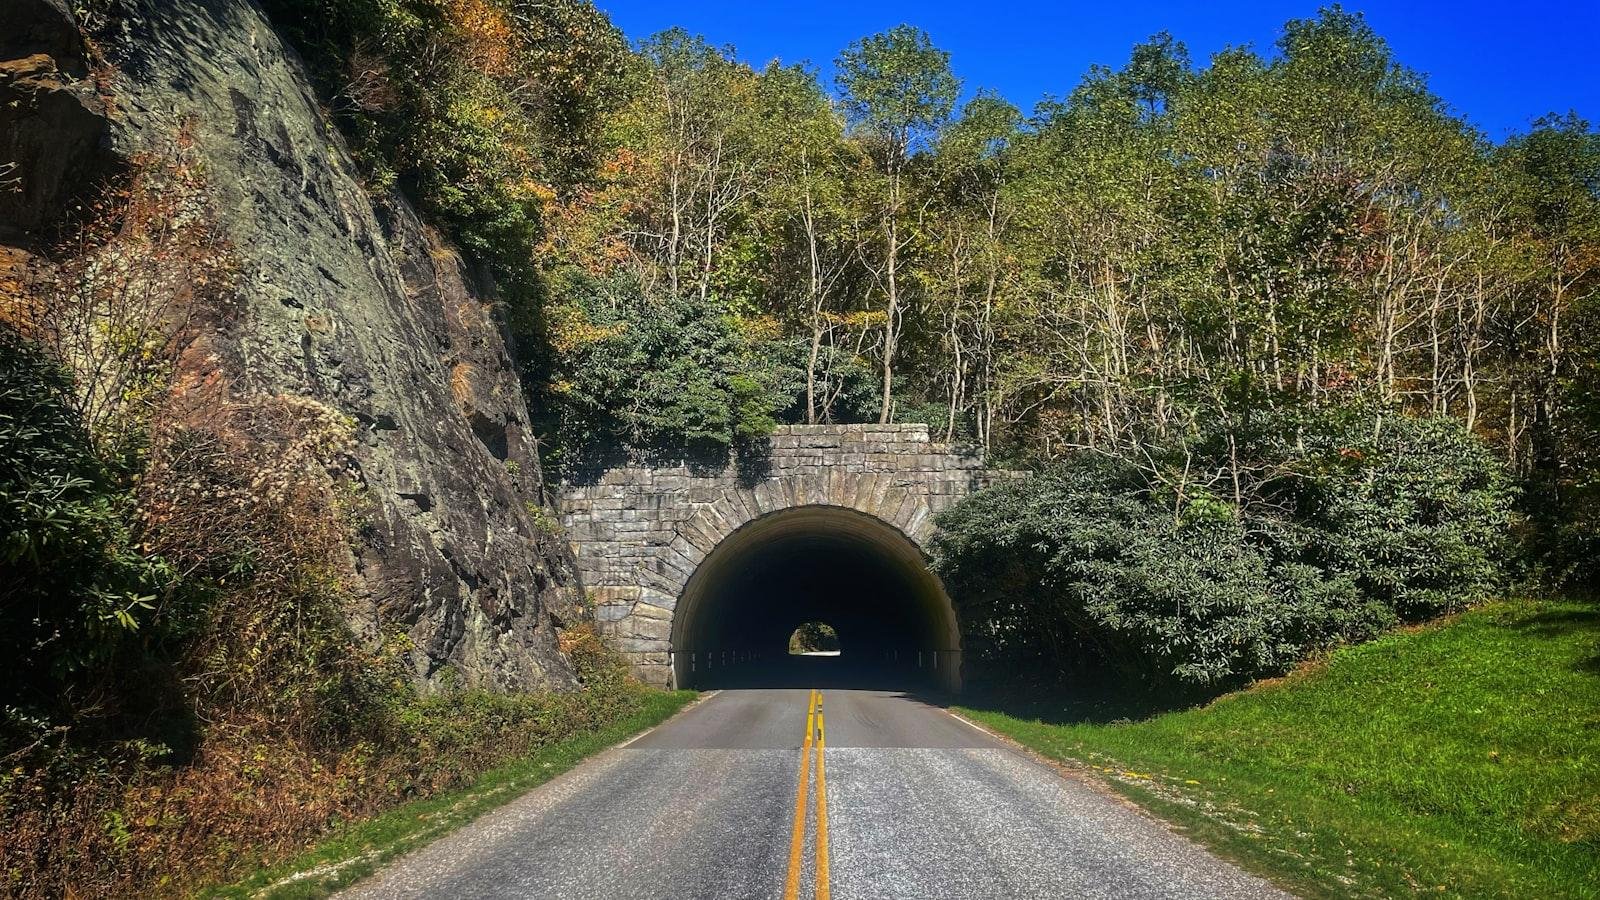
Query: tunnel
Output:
[[671, 505, 961, 691]]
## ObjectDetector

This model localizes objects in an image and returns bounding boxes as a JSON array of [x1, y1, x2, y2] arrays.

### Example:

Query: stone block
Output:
[[594, 602, 632, 622], [631, 664, 672, 688], [625, 615, 672, 641], [591, 585, 642, 604], [826, 467, 850, 506], [799, 474, 829, 506], [891, 491, 922, 530], [848, 472, 878, 512], [753, 480, 783, 513], [670, 486, 703, 503], [903, 503, 933, 542], [634, 600, 673, 620], [615, 637, 671, 654]]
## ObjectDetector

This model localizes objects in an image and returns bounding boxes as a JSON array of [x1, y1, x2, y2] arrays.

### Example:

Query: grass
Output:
[[205, 689, 697, 899], [957, 597, 1600, 899]]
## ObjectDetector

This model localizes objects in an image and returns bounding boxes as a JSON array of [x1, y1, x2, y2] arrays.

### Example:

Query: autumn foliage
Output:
[[0, 134, 649, 898]]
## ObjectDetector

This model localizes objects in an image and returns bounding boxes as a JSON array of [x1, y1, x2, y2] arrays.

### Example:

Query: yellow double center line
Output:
[[784, 689, 830, 900]]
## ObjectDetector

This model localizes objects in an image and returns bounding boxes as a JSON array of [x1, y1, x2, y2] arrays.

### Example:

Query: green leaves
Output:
[[1, 328, 168, 694], [266, 3, 1598, 582], [935, 91, 1021, 182], [931, 408, 1515, 690], [835, 24, 960, 156], [544, 275, 798, 461]]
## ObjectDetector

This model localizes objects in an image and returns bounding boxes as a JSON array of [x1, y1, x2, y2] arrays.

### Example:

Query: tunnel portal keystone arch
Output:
[[559, 424, 998, 689]]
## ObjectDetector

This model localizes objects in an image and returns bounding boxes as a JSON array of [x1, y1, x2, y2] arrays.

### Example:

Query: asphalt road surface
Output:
[[342, 689, 1289, 899]]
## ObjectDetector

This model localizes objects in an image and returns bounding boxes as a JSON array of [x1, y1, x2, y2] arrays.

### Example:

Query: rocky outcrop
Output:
[[0, 0, 119, 247], [0, 0, 583, 690]]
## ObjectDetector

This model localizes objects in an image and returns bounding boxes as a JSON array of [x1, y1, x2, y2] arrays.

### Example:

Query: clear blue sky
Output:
[[593, 0, 1599, 142]]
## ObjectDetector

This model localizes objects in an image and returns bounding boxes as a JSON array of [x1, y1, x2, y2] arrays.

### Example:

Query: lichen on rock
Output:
[[0, 0, 585, 691]]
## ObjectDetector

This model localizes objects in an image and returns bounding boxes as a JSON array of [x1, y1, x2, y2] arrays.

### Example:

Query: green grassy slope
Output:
[[959, 599, 1600, 898]]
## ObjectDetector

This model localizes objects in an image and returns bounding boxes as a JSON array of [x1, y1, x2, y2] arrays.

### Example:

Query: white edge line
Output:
[[616, 689, 721, 749], [944, 707, 1007, 739], [943, 705, 1195, 816]]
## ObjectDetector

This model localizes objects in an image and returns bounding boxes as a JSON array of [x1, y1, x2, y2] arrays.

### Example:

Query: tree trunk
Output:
[[879, 163, 902, 425]]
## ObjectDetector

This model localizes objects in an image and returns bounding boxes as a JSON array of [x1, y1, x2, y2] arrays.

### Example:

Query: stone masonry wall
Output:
[[559, 424, 991, 686]]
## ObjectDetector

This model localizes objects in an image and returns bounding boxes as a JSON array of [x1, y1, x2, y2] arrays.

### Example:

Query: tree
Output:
[[624, 29, 767, 302], [1493, 114, 1600, 581], [926, 91, 1021, 445], [835, 25, 960, 423], [748, 62, 866, 424]]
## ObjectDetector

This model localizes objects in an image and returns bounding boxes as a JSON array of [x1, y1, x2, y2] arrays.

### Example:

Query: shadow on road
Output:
[[692, 654, 949, 693], [690, 654, 1238, 726]]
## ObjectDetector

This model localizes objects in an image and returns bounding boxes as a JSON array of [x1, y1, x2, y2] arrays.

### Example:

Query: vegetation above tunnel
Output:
[[256, 0, 1597, 587]]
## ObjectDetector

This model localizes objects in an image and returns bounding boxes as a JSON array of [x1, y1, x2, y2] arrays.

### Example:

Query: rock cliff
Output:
[[1, 0, 585, 690]]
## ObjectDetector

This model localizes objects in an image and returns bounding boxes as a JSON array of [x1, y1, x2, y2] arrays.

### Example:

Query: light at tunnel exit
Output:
[[672, 505, 961, 691], [788, 621, 840, 655]]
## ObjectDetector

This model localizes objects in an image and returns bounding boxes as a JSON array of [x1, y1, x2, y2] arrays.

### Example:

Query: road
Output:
[[342, 689, 1289, 899]]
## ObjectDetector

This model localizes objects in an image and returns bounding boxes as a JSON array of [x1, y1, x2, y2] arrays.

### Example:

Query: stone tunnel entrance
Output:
[[560, 424, 998, 693], [673, 506, 960, 690]]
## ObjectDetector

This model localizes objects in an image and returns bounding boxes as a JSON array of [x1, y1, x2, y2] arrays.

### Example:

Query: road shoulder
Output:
[[204, 689, 701, 900], [943, 705, 1305, 898]]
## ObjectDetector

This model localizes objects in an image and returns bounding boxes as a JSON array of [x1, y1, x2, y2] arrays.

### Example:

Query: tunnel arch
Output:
[[671, 505, 961, 691], [560, 424, 996, 690]]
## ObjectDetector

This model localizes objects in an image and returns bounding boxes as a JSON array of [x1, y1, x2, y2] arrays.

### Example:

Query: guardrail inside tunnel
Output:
[[677, 645, 962, 691]]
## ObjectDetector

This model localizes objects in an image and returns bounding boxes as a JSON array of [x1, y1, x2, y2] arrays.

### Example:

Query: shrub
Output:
[[931, 458, 1288, 688], [930, 408, 1515, 690], [0, 623, 656, 899], [0, 365, 659, 898], [542, 272, 799, 464], [0, 327, 170, 721], [1243, 409, 1516, 620]]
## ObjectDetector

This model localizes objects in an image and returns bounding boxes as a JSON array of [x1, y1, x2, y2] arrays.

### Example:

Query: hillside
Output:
[[1, 0, 634, 894], [961, 598, 1600, 898]]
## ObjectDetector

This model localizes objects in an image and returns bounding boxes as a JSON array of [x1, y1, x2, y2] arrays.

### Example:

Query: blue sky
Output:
[[593, 0, 1599, 142]]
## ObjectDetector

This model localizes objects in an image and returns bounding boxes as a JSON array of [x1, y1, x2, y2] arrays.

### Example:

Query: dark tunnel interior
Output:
[[672, 506, 961, 691]]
